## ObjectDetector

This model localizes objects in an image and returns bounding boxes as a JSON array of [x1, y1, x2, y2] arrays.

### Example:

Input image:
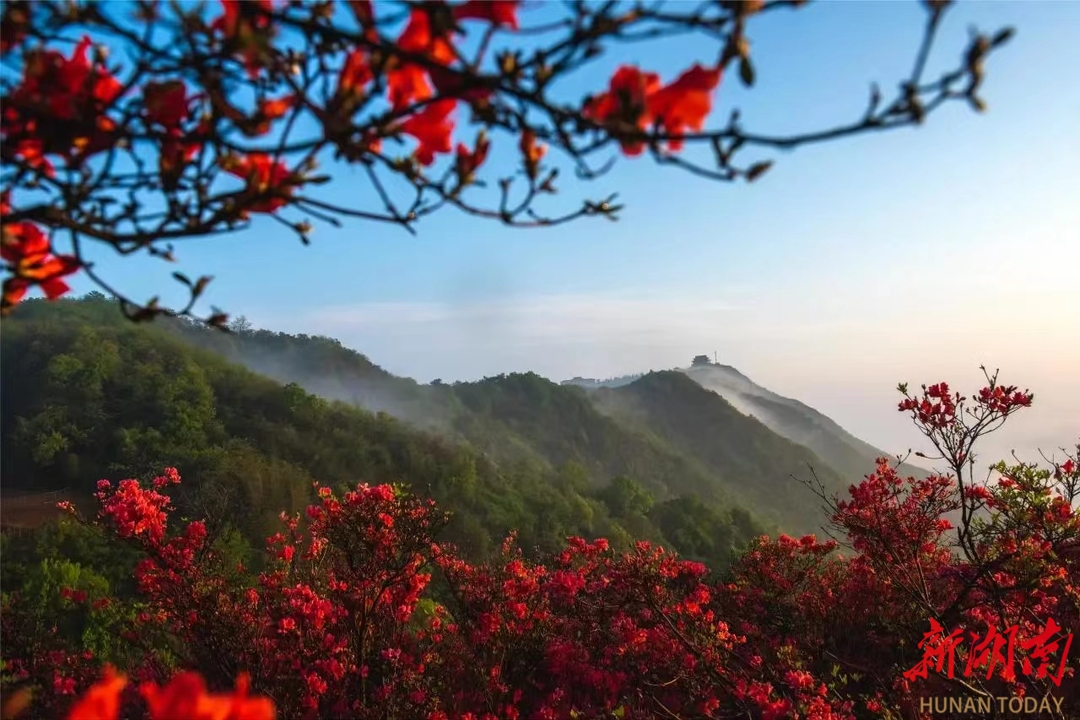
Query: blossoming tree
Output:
[[2, 0, 1013, 322]]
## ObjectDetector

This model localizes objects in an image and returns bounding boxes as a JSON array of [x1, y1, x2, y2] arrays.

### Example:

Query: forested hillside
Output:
[[563, 365, 929, 485], [594, 371, 849, 532], [113, 296, 863, 533], [682, 363, 929, 481], [1, 296, 770, 570]]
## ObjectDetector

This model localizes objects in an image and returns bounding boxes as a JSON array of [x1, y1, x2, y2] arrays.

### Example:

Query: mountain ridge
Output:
[[5, 295, 914, 544], [593, 370, 850, 533], [563, 361, 928, 482]]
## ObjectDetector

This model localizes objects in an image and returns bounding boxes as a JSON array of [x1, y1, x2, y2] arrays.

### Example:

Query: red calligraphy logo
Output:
[[903, 618, 965, 682], [903, 617, 1073, 687]]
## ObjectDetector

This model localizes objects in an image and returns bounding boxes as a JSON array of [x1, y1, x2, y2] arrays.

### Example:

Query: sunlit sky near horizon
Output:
[[64, 0, 1079, 470]]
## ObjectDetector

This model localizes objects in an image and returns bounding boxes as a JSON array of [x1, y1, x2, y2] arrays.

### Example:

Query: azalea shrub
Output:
[[1, 0, 1014, 321], [2, 371, 1077, 720]]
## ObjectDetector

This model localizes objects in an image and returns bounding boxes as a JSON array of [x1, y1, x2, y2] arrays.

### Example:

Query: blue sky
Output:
[[66, 0, 1079, 467]]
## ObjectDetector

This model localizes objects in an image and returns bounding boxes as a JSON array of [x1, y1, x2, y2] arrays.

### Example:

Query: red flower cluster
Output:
[[2, 36, 122, 175], [221, 154, 303, 217], [1, 201, 80, 313], [584, 64, 724, 155], [212, 0, 276, 79], [898, 376, 1033, 435], [977, 383, 1034, 414], [63, 666, 275, 720], [897, 381, 958, 429]]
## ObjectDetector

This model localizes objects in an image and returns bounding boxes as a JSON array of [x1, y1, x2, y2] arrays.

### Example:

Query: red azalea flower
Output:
[[140, 671, 275, 720], [452, 0, 521, 31], [646, 64, 723, 151], [143, 80, 190, 128], [64, 666, 127, 720], [401, 100, 456, 166], [387, 7, 458, 111], [223, 153, 300, 215]]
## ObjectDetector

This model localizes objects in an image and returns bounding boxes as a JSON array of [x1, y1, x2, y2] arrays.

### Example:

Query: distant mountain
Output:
[[564, 362, 927, 484], [680, 363, 927, 481], [592, 371, 848, 534], [561, 374, 643, 390], [172, 312, 916, 529], [163, 318, 886, 533]]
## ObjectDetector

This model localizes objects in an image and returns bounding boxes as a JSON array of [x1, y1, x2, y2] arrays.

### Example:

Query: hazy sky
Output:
[[68, 1, 1078, 470]]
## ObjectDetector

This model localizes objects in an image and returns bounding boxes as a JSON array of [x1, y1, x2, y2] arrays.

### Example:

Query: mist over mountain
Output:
[[564, 360, 929, 482], [166, 305, 922, 521], [591, 371, 850, 532], [679, 363, 929, 480], [165, 315, 815, 527], [165, 313, 457, 434]]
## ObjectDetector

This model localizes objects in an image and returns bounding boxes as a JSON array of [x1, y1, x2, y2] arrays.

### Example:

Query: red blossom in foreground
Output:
[[1, 195, 80, 312], [583, 66, 662, 156], [0, 1, 30, 55], [338, 49, 374, 98], [59, 666, 276, 720], [453, 0, 521, 31], [212, 0, 276, 79], [519, 130, 546, 180], [647, 64, 724, 151], [143, 81, 190, 129], [584, 63, 724, 154], [222, 154, 304, 215], [387, 7, 459, 112], [2, 35, 122, 171], [139, 671, 275, 720], [400, 100, 457, 166], [64, 666, 126, 720], [454, 131, 490, 185]]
